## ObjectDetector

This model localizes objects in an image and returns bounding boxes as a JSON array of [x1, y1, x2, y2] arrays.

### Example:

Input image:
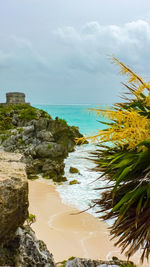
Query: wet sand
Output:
[[29, 180, 149, 266]]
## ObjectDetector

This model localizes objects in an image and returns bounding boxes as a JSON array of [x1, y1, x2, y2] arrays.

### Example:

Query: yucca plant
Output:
[[77, 59, 150, 263], [92, 142, 150, 262]]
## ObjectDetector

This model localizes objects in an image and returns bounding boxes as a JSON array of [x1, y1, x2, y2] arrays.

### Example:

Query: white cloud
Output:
[[0, 19, 150, 104], [0, 36, 48, 76], [54, 20, 150, 74]]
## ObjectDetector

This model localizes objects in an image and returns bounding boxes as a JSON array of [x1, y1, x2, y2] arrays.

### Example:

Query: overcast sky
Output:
[[0, 0, 150, 104]]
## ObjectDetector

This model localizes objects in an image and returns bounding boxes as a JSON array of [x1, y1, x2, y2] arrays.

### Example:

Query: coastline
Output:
[[29, 179, 149, 266]]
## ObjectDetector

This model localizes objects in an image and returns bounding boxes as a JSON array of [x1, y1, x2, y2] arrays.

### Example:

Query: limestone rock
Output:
[[37, 130, 54, 142], [23, 125, 35, 135], [69, 167, 80, 174], [0, 151, 56, 266], [0, 226, 56, 267], [0, 152, 28, 244], [65, 258, 134, 267], [69, 180, 80, 185], [34, 117, 49, 130], [34, 143, 67, 159], [15, 226, 56, 267], [0, 104, 85, 182]]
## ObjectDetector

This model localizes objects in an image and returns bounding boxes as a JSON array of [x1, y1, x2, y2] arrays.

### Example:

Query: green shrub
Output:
[[56, 117, 68, 126], [68, 257, 75, 261], [19, 108, 38, 121], [0, 134, 10, 142], [26, 213, 36, 226], [18, 138, 25, 145], [17, 127, 24, 133]]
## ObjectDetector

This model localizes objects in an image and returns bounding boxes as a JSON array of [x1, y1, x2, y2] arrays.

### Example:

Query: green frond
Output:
[[86, 58, 150, 262]]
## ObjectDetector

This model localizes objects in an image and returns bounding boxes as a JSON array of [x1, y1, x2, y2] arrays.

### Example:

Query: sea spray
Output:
[[56, 143, 107, 217]]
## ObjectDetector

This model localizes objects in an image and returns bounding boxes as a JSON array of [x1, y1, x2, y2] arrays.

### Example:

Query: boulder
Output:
[[0, 152, 28, 244], [69, 180, 80, 185], [23, 125, 35, 135], [42, 159, 65, 173], [34, 117, 49, 130], [15, 226, 56, 267], [34, 143, 67, 159], [0, 226, 56, 267], [0, 151, 56, 266], [69, 167, 80, 174], [37, 130, 54, 142], [65, 258, 135, 267], [3, 134, 18, 147]]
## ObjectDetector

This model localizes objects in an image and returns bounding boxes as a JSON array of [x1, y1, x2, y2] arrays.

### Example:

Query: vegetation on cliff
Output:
[[0, 104, 84, 182], [0, 104, 50, 131], [77, 58, 150, 262]]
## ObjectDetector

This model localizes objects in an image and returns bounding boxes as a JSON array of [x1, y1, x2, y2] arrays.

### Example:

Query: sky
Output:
[[0, 0, 150, 104]]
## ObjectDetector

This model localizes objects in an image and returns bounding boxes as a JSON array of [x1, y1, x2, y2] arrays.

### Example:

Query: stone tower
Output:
[[6, 92, 26, 104]]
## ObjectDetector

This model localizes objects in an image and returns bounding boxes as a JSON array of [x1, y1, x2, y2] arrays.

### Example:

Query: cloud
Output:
[[0, 19, 150, 104], [54, 20, 150, 75], [0, 36, 48, 76]]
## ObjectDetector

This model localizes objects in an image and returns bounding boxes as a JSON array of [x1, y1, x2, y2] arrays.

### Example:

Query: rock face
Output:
[[0, 151, 56, 267], [0, 104, 85, 182], [15, 226, 56, 267], [0, 152, 28, 244], [0, 226, 56, 267], [64, 257, 135, 267]]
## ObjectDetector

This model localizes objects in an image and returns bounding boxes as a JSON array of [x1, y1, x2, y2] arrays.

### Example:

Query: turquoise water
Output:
[[34, 104, 108, 135]]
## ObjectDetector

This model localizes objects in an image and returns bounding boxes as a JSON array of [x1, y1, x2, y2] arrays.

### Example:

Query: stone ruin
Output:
[[0, 92, 30, 105], [6, 92, 25, 104]]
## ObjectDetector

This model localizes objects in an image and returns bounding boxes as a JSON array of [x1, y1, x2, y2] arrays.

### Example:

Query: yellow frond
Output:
[[112, 57, 144, 86], [145, 95, 150, 107], [76, 58, 150, 151]]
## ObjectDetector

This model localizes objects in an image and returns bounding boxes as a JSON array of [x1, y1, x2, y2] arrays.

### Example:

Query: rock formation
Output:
[[59, 257, 135, 267], [0, 152, 28, 244], [0, 226, 56, 267], [0, 104, 85, 182], [0, 151, 56, 267]]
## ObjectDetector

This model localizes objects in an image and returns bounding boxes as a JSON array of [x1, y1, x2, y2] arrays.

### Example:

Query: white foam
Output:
[[56, 144, 108, 218]]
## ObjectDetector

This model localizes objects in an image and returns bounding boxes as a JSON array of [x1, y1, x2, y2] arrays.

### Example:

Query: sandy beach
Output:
[[29, 180, 149, 266]]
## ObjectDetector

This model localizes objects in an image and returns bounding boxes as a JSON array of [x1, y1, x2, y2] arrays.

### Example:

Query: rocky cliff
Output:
[[0, 152, 28, 244], [0, 104, 85, 182], [0, 151, 56, 266]]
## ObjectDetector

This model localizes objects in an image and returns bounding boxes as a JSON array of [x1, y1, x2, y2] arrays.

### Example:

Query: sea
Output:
[[34, 104, 110, 219]]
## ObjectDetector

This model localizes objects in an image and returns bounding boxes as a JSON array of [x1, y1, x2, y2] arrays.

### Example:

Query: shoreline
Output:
[[29, 179, 149, 266]]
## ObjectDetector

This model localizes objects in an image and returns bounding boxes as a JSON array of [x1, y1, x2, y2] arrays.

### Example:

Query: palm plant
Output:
[[77, 59, 150, 262]]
